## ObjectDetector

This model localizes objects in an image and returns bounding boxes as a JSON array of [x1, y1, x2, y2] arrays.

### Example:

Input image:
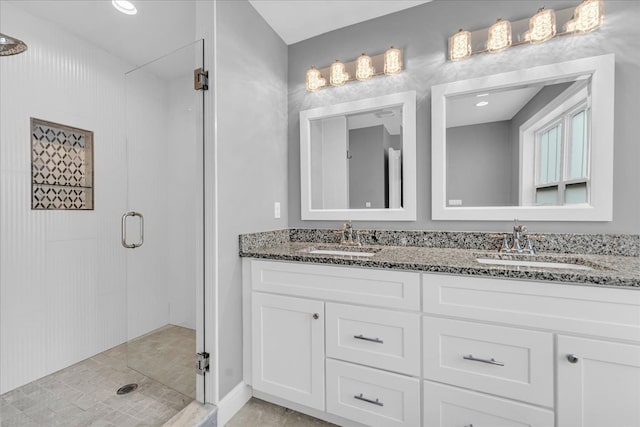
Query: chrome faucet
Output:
[[497, 219, 538, 255], [335, 221, 362, 246]]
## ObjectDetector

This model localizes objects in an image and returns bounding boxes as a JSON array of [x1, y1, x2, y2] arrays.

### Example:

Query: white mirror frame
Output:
[[300, 91, 417, 221], [431, 54, 615, 221]]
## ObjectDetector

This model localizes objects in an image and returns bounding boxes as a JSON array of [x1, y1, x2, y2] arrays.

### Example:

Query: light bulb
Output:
[[449, 29, 472, 61], [330, 60, 349, 86], [487, 18, 512, 53], [384, 46, 402, 75], [355, 53, 374, 81]]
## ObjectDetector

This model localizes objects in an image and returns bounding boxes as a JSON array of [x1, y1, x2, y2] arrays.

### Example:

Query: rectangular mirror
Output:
[[432, 54, 614, 221], [300, 91, 416, 221]]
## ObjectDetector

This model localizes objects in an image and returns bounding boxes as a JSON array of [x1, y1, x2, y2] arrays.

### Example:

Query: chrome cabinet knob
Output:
[[567, 354, 579, 364]]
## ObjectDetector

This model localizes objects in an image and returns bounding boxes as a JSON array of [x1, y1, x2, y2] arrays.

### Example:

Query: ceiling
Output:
[[8, 0, 432, 72], [7, 0, 196, 71], [248, 0, 432, 45], [446, 86, 544, 129]]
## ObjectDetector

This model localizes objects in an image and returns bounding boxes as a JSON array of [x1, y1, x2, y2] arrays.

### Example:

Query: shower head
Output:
[[0, 33, 28, 56]]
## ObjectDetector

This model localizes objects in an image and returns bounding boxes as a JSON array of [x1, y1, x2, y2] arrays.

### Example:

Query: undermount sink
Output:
[[302, 246, 380, 257], [475, 257, 593, 271]]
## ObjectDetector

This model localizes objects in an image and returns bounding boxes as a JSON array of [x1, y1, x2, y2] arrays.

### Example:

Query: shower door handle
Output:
[[121, 211, 144, 249]]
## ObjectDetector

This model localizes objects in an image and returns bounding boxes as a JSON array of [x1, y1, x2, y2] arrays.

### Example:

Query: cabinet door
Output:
[[251, 293, 325, 410], [557, 335, 640, 427]]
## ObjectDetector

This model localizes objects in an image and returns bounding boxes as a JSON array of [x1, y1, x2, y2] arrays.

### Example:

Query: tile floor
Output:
[[226, 398, 337, 427], [128, 325, 196, 399], [0, 326, 194, 427]]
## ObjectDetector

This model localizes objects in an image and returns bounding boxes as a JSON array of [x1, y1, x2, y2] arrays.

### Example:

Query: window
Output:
[[534, 101, 590, 205]]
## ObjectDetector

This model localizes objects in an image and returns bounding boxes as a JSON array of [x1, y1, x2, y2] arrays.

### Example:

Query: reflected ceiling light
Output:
[[305, 66, 326, 92], [384, 46, 403, 75], [355, 53, 374, 81], [487, 18, 512, 53], [476, 93, 489, 97], [526, 7, 556, 44], [112, 0, 137, 15], [476, 101, 489, 107], [449, 29, 472, 61], [565, 0, 604, 33], [330, 60, 349, 86]]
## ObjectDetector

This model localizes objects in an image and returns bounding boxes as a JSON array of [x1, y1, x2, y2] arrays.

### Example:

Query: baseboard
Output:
[[217, 382, 252, 426]]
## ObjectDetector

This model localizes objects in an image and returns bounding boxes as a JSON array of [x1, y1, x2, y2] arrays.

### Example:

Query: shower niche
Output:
[[31, 118, 94, 210]]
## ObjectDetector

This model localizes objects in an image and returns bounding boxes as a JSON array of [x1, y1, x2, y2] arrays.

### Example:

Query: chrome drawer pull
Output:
[[463, 354, 505, 366], [354, 393, 384, 407], [354, 334, 384, 344]]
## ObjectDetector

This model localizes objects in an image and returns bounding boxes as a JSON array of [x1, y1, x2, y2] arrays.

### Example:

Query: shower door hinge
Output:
[[195, 352, 210, 375], [194, 68, 209, 91]]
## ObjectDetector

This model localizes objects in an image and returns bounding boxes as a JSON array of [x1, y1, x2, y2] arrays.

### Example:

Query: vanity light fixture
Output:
[[449, 29, 472, 61], [525, 7, 556, 43], [384, 46, 403, 75], [330, 60, 349, 86], [487, 18, 512, 53], [112, 0, 137, 15], [447, 0, 605, 61], [355, 53, 374, 81], [305, 66, 326, 92], [304, 47, 404, 92], [565, 0, 604, 33]]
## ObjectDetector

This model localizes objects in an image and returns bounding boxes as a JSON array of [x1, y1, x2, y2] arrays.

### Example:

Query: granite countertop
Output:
[[240, 241, 640, 288]]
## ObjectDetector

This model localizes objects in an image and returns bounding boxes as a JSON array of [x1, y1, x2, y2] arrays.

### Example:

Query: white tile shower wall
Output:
[[167, 75, 198, 330], [0, 3, 129, 393], [124, 65, 171, 341]]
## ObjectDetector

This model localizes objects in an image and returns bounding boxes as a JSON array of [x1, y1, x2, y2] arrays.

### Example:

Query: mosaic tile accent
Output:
[[31, 118, 93, 210]]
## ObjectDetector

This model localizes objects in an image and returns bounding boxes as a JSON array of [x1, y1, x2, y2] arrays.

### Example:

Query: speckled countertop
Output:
[[239, 233, 640, 288]]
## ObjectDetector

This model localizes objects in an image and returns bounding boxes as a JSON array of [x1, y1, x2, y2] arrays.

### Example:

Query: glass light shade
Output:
[[449, 29, 472, 61], [527, 7, 556, 44], [305, 66, 326, 92], [355, 54, 374, 81], [330, 60, 349, 86], [384, 46, 402, 75], [568, 0, 605, 33], [487, 18, 512, 53]]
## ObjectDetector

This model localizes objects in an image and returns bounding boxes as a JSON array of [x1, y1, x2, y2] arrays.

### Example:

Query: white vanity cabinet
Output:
[[251, 292, 325, 410], [421, 273, 640, 427], [557, 335, 640, 427], [243, 259, 640, 427]]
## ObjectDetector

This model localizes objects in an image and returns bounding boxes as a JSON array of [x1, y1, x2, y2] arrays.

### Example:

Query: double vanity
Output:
[[240, 229, 640, 427], [238, 52, 638, 426]]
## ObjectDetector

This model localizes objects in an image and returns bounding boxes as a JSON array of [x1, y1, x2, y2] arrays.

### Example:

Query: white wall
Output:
[[0, 2, 129, 393], [216, 0, 289, 399]]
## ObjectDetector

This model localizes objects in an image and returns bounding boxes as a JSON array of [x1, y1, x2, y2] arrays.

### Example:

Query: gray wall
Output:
[[216, 0, 288, 398], [287, 0, 640, 233], [349, 126, 386, 208], [447, 121, 514, 206]]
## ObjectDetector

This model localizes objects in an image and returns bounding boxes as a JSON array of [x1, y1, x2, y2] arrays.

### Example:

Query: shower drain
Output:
[[116, 383, 138, 395]]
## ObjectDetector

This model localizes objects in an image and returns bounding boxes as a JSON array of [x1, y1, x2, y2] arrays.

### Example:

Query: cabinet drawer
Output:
[[326, 303, 420, 375], [422, 273, 640, 342], [423, 317, 553, 407], [423, 380, 554, 427], [326, 359, 420, 427], [251, 260, 420, 310]]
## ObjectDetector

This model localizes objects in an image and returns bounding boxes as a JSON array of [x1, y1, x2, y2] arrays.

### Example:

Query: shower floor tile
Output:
[[0, 326, 194, 427]]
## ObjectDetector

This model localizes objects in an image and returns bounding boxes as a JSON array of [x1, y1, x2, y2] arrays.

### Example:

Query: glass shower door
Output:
[[123, 40, 204, 400]]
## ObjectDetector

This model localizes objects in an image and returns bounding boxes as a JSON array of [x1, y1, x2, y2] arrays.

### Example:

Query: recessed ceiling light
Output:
[[112, 0, 137, 15], [476, 101, 489, 107]]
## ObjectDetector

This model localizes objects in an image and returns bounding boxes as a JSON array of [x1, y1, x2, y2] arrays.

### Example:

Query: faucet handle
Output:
[[489, 233, 507, 239], [526, 234, 545, 240]]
